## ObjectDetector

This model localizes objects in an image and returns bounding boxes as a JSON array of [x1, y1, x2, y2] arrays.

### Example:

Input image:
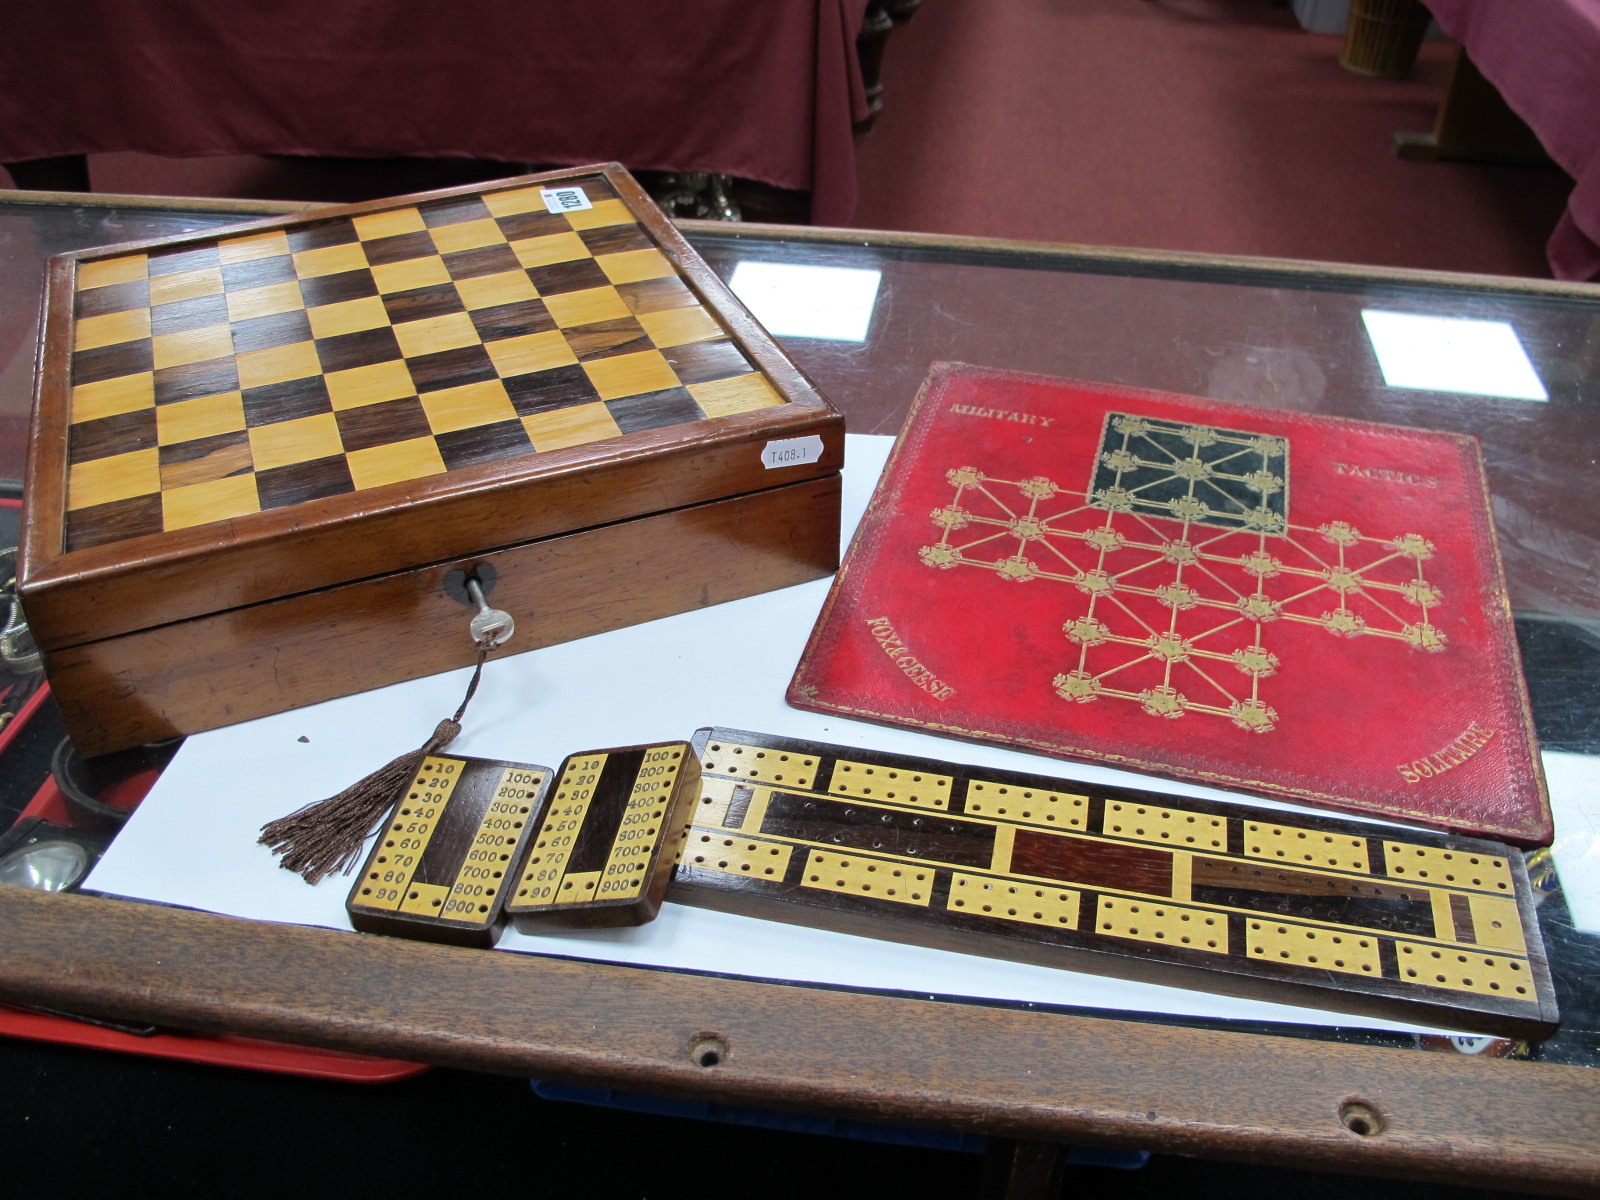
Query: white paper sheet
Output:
[[87, 435, 1589, 1037], [1546, 751, 1600, 934], [1360, 309, 1549, 401]]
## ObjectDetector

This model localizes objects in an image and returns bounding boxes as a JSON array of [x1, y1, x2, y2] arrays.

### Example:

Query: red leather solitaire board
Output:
[[790, 365, 1551, 846]]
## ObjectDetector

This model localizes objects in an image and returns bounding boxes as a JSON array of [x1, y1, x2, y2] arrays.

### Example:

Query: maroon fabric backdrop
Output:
[[1425, 0, 1600, 282], [0, 0, 871, 223]]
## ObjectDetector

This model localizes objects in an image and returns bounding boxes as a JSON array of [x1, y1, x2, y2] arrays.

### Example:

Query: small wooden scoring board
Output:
[[669, 727, 1558, 1038], [506, 741, 700, 930], [347, 753, 552, 948], [348, 740, 700, 945]]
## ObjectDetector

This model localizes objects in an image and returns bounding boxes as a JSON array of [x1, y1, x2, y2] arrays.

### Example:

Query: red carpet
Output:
[[854, 0, 1572, 276]]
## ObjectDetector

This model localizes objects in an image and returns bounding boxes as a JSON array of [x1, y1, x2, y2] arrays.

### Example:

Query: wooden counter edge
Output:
[[0, 190, 315, 215], [5, 191, 1595, 302], [1, 888, 1595, 1196], [675, 220, 1600, 302]]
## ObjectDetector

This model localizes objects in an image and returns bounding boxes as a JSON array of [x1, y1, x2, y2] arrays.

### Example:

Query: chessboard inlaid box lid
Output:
[[21, 165, 843, 651]]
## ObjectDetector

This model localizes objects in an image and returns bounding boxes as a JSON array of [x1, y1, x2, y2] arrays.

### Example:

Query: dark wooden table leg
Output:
[[1395, 47, 1555, 166], [979, 1137, 1066, 1200]]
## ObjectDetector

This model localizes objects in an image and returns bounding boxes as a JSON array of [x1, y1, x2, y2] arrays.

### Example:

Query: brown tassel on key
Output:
[[260, 638, 495, 884]]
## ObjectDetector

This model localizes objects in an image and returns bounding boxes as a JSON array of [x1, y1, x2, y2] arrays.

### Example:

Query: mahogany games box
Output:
[[789, 364, 1550, 845], [21, 164, 842, 755]]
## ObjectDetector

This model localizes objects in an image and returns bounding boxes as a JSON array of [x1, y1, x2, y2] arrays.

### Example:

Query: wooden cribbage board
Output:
[[60, 175, 780, 551], [347, 753, 552, 948], [508, 741, 699, 930], [673, 728, 1558, 1037]]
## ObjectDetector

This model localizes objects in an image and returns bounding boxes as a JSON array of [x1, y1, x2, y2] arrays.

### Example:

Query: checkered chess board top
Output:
[[61, 174, 784, 552]]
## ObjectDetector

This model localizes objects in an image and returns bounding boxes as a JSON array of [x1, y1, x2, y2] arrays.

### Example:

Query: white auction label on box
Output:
[[541, 187, 593, 214], [761, 435, 825, 469]]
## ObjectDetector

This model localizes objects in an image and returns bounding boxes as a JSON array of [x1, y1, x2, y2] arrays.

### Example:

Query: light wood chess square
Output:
[[485, 331, 576, 377], [688, 373, 784, 417], [292, 242, 369, 280], [430, 218, 507, 255], [325, 360, 417, 410], [216, 230, 292, 265], [566, 199, 634, 230], [420, 380, 517, 434], [636, 306, 722, 347], [75, 309, 151, 352], [157, 392, 246, 445], [511, 232, 590, 270], [456, 271, 539, 311], [78, 255, 149, 289], [582, 349, 680, 401], [544, 286, 630, 329], [236, 339, 322, 389], [68, 448, 160, 509], [153, 325, 235, 371], [71, 373, 156, 423], [307, 296, 392, 338], [522, 402, 621, 451], [345, 436, 447, 489], [353, 208, 427, 240], [393, 312, 480, 358], [227, 281, 306, 323], [372, 256, 452, 294], [596, 249, 675, 286], [248, 412, 345, 471], [482, 187, 547, 217], [148, 267, 225, 307], [161, 473, 260, 530]]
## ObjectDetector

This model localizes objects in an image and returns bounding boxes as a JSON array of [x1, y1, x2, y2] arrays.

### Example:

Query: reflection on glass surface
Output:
[[727, 260, 882, 342], [690, 230, 1600, 630], [1360, 309, 1548, 401]]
